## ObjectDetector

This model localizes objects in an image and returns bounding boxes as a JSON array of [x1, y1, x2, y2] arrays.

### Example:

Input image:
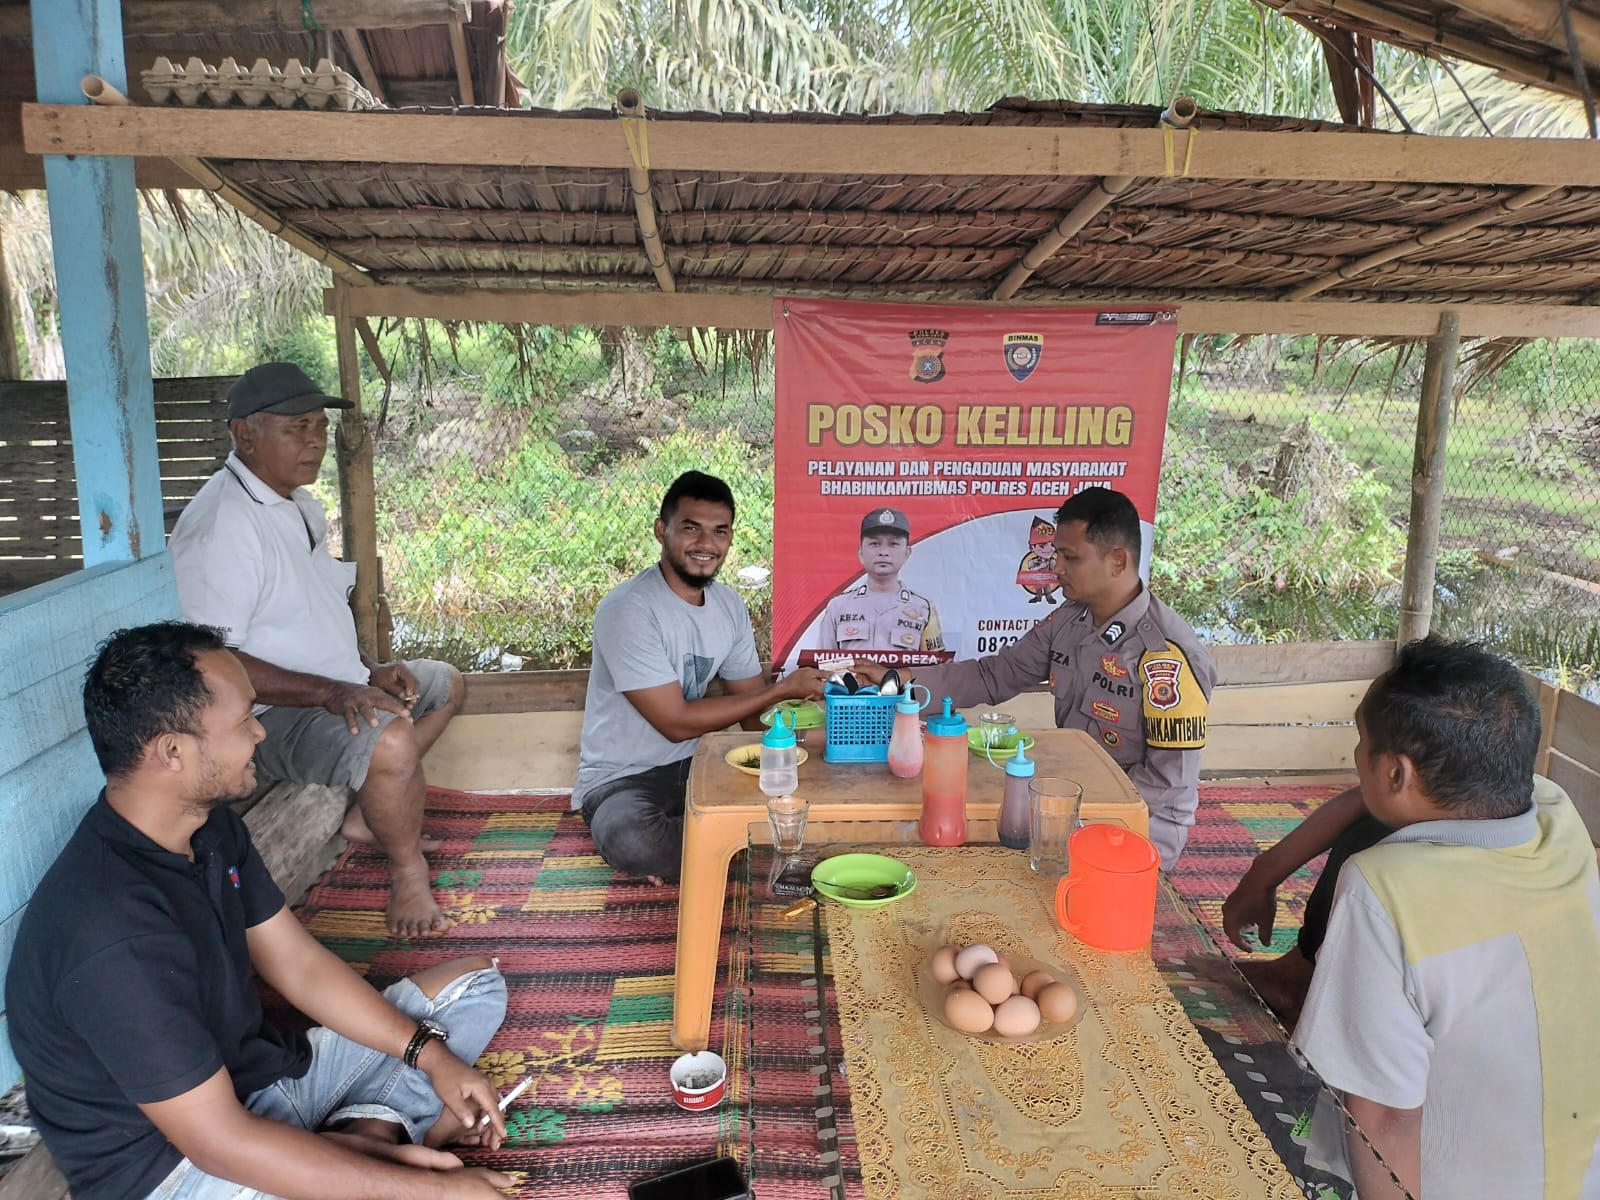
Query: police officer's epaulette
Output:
[[899, 588, 929, 606], [843, 583, 867, 597]]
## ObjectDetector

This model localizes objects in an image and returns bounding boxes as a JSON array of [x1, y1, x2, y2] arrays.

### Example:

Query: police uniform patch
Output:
[[1140, 647, 1208, 749], [1102, 729, 1121, 747], [1100, 654, 1128, 678], [1091, 700, 1120, 723], [1102, 621, 1125, 645], [837, 622, 866, 642]]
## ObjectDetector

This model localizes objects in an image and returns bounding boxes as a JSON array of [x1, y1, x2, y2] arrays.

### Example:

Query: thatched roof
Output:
[[127, 99, 1600, 331], [1257, 0, 1600, 107]]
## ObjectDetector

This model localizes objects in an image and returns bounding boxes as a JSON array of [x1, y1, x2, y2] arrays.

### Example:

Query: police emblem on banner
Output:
[[1002, 332, 1043, 382], [908, 328, 949, 384]]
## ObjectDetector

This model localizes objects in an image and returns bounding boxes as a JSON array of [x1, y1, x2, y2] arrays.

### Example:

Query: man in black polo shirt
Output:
[[5, 623, 513, 1200]]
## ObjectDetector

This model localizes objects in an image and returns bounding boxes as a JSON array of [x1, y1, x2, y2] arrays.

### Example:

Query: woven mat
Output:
[[1173, 783, 1352, 958], [286, 788, 809, 1199], [824, 846, 1303, 1200]]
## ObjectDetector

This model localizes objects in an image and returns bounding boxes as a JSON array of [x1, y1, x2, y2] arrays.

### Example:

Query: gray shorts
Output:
[[145, 965, 507, 1200], [253, 659, 456, 792]]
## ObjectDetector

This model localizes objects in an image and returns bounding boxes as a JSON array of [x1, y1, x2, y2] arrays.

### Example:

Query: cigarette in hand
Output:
[[479, 1075, 533, 1126]]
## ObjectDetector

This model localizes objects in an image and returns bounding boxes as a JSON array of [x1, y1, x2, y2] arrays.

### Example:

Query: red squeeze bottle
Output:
[[919, 698, 969, 846]]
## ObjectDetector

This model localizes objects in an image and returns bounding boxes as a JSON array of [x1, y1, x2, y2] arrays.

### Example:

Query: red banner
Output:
[[773, 298, 1178, 670]]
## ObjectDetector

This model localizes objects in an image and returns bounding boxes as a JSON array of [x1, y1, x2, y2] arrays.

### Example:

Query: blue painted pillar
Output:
[[31, 0, 164, 565]]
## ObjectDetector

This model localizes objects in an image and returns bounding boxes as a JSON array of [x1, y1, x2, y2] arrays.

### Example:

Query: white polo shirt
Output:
[[170, 453, 367, 689]]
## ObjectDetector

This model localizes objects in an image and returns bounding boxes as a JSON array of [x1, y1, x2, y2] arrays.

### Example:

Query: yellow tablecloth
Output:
[[825, 847, 1301, 1199]]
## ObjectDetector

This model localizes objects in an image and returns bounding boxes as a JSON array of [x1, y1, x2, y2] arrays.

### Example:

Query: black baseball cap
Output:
[[227, 362, 353, 420], [861, 507, 912, 538]]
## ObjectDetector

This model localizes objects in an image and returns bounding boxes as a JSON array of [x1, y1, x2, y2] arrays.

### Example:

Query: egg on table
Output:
[[1036, 981, 1080, 1024], [992, 994, 1042, 1038], [929, 944, 961, 985], [1020, 969, 1056, 1000], [944, 986, 996, 1033], [971, 961, 1016, 1006], [954, 943, 999, 980]]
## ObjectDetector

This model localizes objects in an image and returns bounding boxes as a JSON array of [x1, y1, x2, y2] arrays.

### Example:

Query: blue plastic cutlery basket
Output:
[[824, 690, 897, 763]]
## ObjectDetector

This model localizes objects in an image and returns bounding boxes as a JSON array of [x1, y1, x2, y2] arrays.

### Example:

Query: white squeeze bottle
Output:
[[759, 710, 799, 799], [887, 686, 926, 778]]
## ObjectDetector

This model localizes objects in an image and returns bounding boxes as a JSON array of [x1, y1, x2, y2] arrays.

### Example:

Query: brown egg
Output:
[[1036, 981, 1080, 1024], [944, 987, 996, 1033], [972, 962, 1015, 1006], [1020, 969, 1056, 1000], [954, 943, 998, 980], [929, 944, 961, 985], [991, 994, 1042, 1038], [993, 953, 1014, 974]]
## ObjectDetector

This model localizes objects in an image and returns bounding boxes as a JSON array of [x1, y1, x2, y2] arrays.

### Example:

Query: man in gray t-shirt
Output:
[[577, 472, 826, 881]]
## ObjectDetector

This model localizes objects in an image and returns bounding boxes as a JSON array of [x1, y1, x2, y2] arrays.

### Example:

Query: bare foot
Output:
[[1237, 946, 1315, 1030], [343, 806, 443, 854], [388, 860, 452, 938]]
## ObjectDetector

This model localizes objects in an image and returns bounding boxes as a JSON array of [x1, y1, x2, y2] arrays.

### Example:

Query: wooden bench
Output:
[[0, 378, 232, 597]]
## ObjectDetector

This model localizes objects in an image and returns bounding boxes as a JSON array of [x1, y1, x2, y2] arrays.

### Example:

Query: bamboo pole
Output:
[[1398, 312, 1461, 645], [615, 89, 677, 294], [448, 23, 476, 106], [0, 0, 469, 38], [992, 97, 1195, 300], [1284, 184, 1563, 300], [339, 30, 388, 106], [79, 75, 373, 289], [332, 290, 381, 655]]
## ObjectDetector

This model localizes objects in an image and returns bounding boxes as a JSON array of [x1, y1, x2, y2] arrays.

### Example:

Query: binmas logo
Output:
[[908, 329, 950, 384], [1002, 332, 1043, 381]]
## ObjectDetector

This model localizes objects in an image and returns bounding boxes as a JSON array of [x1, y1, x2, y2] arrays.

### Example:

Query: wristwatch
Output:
[[403, 1018, 449, 1069]]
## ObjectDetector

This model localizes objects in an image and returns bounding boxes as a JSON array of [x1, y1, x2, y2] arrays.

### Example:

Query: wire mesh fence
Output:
[[347, 321, 1600, 695]]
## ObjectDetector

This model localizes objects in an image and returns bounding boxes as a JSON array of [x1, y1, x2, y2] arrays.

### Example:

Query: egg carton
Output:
[[141, 56, 379, 111]]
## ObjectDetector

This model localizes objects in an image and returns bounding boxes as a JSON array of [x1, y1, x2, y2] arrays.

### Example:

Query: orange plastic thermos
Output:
[[1053, 825, 1159, 952]]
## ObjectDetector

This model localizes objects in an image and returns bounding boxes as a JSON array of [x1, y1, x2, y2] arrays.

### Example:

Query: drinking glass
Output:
[[766, 795, 809, 854], [1028, 777, 1082, 876]]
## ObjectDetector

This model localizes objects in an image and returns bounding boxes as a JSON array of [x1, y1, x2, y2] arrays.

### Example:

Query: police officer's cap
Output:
[[861, 507, 912, 539]]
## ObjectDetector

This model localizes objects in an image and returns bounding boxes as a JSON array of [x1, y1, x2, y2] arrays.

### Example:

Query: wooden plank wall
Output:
[[0, 378, 232, 595], [1531, 674, 1600, 843], [0, 555, 179, 1086]]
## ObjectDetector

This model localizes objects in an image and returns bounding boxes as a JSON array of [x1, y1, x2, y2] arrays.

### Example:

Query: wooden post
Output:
[[32, 0, 164, 567], [332, 291, 381, 654], [1398, 312, 1461, 644], [0, 225, 19, 380]]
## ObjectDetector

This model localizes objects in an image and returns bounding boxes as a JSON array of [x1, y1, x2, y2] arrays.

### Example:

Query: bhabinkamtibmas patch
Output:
[[1139, 647, 1208, 748]]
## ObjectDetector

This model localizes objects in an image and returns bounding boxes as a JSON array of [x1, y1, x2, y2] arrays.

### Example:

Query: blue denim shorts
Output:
[[145, 965, 506, 1200]]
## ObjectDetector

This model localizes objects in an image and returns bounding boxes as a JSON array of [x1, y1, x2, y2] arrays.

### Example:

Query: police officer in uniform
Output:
[[851, 488, 1213, 870], [816, 508, 944, 653]]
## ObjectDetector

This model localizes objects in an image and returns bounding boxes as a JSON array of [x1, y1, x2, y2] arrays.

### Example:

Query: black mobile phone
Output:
[[628, 1156, 749, 1200]]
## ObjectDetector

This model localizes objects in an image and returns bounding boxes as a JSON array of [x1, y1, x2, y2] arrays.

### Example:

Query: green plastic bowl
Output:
[[967, 728, 1036, 758], [811, 853, 918, 910], [760, 700, 826, 730]]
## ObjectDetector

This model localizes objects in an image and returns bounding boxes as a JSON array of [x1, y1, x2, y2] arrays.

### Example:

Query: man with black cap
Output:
[[816, 507, 944, 653], [170, 363, 463, 938]]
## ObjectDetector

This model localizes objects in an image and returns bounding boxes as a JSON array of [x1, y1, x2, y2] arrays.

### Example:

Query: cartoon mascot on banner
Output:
[[1015, 516, 1059, 604]]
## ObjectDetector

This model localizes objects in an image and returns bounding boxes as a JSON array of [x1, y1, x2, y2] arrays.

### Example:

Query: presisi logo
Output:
[[908, 329, 949, 384]]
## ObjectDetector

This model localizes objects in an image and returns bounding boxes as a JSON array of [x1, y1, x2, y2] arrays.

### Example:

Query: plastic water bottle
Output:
[[759, 710, 799, 799], [999, 738, 1035, 850], [887, 685, 927, 778], [919, 698, 969, 846]]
